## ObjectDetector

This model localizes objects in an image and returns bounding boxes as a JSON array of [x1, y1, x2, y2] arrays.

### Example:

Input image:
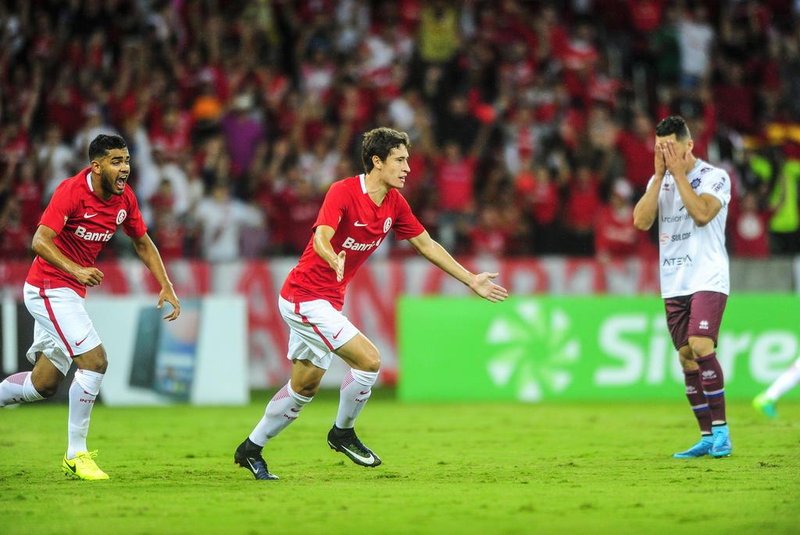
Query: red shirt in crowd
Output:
[[594, 204, 645, 258], [435, 155, 477, 212], [731, 209, 771, 258]]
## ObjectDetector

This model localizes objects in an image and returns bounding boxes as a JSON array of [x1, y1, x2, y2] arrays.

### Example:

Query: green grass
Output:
[[1, 391, 799, 534]]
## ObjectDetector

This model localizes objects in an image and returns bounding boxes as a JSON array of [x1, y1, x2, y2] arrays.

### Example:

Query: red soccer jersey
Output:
[[281, 174, 425, 310], [26, 167, 147, 297]]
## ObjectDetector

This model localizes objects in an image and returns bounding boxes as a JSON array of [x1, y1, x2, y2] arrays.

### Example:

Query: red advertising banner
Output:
[[1, 257, 660, 387]]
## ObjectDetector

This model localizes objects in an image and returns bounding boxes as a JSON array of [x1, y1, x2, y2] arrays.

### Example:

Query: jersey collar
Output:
[[359, 173, 367, 194]]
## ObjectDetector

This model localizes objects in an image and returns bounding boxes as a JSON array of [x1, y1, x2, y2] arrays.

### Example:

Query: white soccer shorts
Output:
[[278, 296, 360, 370], [23, 282, 102, 375]]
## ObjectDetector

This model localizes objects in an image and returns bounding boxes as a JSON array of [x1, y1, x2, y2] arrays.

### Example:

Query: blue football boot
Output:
[[673, 436, 713, 459]]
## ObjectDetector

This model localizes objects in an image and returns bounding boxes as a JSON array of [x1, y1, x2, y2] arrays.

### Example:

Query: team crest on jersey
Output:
[[383, 217, 392, 233], [116, 209, 127, 225], [690, 178, 701, 189]]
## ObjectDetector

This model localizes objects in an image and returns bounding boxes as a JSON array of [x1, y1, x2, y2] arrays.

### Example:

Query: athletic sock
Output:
[[696, 352, 726, 424], [67, 370, 104, 459], [0, 372, 45, 407], [683, 369, 712, 435], [765, 358, 800, 401], [249, 381, 312, 447], [335, 369, 379, 429]]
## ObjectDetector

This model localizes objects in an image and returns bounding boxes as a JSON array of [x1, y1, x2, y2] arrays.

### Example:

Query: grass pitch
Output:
[[1, 391, 798, 535]]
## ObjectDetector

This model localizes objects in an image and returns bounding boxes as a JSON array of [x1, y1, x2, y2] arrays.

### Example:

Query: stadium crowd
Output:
[[1, 0, 800, 262]]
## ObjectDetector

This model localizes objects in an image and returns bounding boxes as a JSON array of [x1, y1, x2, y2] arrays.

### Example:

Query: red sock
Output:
[[683, 370, 712, 434], [696, 352, 726, 423]]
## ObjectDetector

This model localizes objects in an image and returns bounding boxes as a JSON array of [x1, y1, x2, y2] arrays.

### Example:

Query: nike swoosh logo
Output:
[[339, 445, 374, 465], [332, 327, 344, 340], [354, 221, 368, 227], [75, 334, 90, 346], [358, 391, 370, 395], [83, 213, 98, 219], [246, 458, 258, 474], [65, 459, 77, 473]]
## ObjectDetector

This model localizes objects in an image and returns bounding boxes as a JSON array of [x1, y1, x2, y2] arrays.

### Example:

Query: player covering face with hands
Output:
[[0, 134, 181, 480], [235, 127, 508, 480], [633, 116, 732, 459]]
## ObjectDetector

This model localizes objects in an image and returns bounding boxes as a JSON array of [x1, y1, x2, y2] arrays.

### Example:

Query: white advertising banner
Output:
[[86, 296, 248, 406]]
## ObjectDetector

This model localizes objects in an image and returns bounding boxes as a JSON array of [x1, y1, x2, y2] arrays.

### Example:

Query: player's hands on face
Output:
[[158, 285, 181, 321], [470, 272, 509, 303], [660, 141, 688, 176], [654, 141, 666, 178], [75, 267, 104, 287], [331, 250, 346, 282]]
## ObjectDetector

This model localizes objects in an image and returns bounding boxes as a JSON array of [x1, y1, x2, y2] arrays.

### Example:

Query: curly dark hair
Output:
[[88, 134, 128, 161]]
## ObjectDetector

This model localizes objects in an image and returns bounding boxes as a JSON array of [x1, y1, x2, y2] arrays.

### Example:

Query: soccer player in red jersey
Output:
[[235, 127, 509, 480], [0, 134, 181, 480]]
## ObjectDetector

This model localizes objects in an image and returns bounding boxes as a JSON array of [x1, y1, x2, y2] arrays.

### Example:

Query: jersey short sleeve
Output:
[[38, 181, 76, 234], [696, 169, 731, 208], [122, 192, 147, 238], [313, 182, 346, 231], [392, 192, 425, 240]]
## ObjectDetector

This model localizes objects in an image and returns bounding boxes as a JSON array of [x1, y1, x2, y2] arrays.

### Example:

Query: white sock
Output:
[[249, 382, 312, 447], [766, 359, 800, 401], [67, 370, 104, 459], [335, 369, 378, 429], [0, 372, 44, 406]]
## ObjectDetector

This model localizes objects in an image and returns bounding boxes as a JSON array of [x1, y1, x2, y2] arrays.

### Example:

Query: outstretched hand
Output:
[[469, 272, 509, 303], [158, 285, 181, 321], [330, 250, 346, 282]]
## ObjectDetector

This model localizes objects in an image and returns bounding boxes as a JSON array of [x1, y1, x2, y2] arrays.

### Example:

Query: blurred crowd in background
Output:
[[2, 0, 800, 263]]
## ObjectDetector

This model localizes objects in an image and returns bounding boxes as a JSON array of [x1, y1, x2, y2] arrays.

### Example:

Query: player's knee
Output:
[[293, 379, 321, 398], [688, 338, 713, 358], [32, 376, 60, 398], [76, 346, 108, 373], [361, 347, 381, 373], [677, 346, 696, 370]]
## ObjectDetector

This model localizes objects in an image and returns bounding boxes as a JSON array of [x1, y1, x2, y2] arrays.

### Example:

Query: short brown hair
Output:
[[361, 127, 410, 172]]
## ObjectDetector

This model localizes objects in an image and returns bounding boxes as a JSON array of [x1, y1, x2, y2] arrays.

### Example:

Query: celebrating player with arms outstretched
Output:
[[633, 116, 732, 459], [235, 127, 508, 480], [0, 134, 181, 479]]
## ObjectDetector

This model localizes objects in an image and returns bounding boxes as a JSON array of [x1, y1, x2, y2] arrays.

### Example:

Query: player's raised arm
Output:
[[31, 225, 104, 286], [407, 230, 508, 303], [131, 232, 181, 321], [633, 143, 666, 231], [313, 224, 346, 282], [661, 141, 722, 227]]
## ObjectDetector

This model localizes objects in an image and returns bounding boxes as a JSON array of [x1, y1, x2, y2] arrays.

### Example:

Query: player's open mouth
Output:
[[116, 178, 126, 189]]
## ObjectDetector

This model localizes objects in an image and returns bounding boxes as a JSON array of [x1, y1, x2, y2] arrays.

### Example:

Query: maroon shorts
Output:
[[664, 291, 728, 350]]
